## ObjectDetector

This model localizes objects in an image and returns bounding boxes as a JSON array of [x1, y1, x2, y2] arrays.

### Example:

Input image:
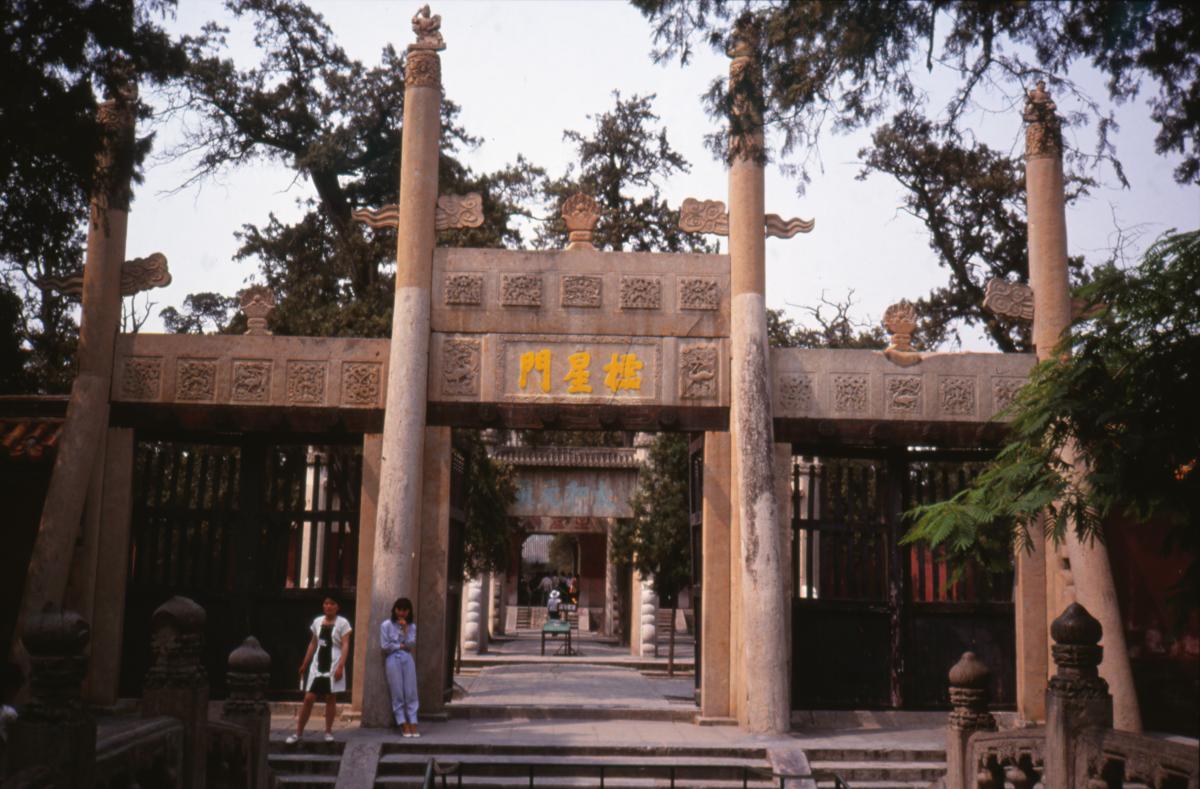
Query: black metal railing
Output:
[[418, 757, 851, 788]]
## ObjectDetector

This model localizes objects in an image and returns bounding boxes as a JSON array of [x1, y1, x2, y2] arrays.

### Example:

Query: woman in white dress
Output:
[[287, 596, 352, 744]]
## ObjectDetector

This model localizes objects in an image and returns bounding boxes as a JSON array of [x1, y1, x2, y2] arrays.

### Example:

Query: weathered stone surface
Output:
[[112, 334, 389, 407], [431, 247, 730, 338], [435, 192, 483, 230], [771, 348, 1035, 422]]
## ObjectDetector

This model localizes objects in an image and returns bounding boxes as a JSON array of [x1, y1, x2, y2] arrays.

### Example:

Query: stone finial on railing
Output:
[[5, 607, 96, 788], [882, 300, 922, 367], [223, 637, 271, 717], [19, 606, 90, 722], [239, 285, 276, 336], [944, 651, 997, 789], [1049, 602, 1108, 699], [948, 651, 996, 731], [146, 596, 208, 689]]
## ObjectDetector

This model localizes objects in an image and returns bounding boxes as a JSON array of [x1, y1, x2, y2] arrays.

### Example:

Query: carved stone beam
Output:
[[882, 300, 922, 367], [238, 285, 276, 336], [983, 278, 1035, 322], [352, 193, 483, 232], [434, 192, 484, 230], [678, 198, 814, 238], [37, 252, 172, 298], [351, 205, 399, 229]]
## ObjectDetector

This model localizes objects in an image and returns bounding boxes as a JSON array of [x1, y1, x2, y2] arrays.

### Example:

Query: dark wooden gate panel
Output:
[[444, 444, 467, 701], [122, 439, 361, 698], [789, 450, 1015, 710]]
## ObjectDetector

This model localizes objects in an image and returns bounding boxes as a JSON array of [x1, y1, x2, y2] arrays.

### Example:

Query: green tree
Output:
[[611, 432, 691, 666], [458, 432, 520, 579], [159, 292, 240, 334], [167, 0, 543, 338], [767, 295, 886, 350], [635, 0, 1200, 185], [0, 0, 185, 392], [906, 229, 1200, 605]]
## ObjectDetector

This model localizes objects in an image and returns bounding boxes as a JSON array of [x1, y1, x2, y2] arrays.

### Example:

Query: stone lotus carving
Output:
[[778, 374, 814, 412], [764, 213, 815, 238], [176, 359, 217, 401], [287, 361, 326, 405], [886, 375, 921, 413], [441, 338, 481, 396], [561, 275, 602, 307], [500, 274, 543, 307], [232, 360, 271, 402], [983, 278, 1035, 322], [882, 299, 921, 367], [679, 277, 720, 311], [351, 204, 400, 228], [239, 285, 276, 336], [678, 198, 729, 235], [341, 362, 382, 406], [619, 276, 662, 309], [833, 374, 868, 413], [37, 252, 172, 297], [562, 193, 600, 250], [679, 344, 718, 399], [435, 192, 484, 230], [410, 4, 445, 51], [122, 357, 163, 400], [444, 273, 483, 305], [1023, 80, 1062, 159], [940, 376, 977, 416]]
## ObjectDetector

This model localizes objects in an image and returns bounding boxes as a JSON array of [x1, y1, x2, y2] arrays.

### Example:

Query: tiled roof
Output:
[[0, 396, 68, 462]]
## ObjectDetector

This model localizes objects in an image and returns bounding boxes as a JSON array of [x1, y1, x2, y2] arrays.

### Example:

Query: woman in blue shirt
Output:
[[381, 597, 419, 737]]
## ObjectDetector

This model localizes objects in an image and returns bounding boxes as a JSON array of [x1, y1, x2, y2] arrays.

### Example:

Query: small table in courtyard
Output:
[[541, 619, 574, 656]]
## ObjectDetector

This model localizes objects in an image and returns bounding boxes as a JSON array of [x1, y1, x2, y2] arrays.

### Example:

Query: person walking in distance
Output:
[[288, 596, 352, 744], [382, 597, 420, 737]]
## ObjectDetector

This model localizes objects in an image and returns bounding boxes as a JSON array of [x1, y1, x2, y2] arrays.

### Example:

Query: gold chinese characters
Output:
[[517, 349, 643, 395]]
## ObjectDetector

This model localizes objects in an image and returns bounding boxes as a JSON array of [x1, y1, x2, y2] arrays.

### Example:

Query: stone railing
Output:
[[1076, 728, 1199, 788], [490, 445, 640, 469], [3, 599, 272, 789], [941, 603, 1199, 789]]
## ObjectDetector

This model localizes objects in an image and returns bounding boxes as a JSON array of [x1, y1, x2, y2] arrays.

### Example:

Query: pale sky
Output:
[[126, 1, 1200, 348]]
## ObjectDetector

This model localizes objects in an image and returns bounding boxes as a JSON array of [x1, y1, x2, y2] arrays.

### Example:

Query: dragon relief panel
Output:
[[341, 362, 382, 406], [560, 275, 602, 308], [679, 344, 718, 399], [441, 338, 481, 397], [121, 357, 163, 401], [678, 277, 720, 311], [940, 376, 977, 416], [885, 375, 922, 414], [444, 273, 484, 306], [500, 274, 544, 307], [286, 361, 327, 405], [832, 374, 869, 413], [231, 360, 272, 403], [619, 276, 662, 310], [176, 359, 217, 402]]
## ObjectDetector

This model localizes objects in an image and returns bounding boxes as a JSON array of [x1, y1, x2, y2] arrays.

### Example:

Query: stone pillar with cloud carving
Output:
[[363, 5, 445, 728], [1024, 80, 1140, 732], [726, 14, 789, 734]]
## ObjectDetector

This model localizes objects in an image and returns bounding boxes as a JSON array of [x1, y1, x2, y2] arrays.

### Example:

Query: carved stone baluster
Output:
[[945, 651, 996, 789], [6, 607, 95, 788], [1044, 603, 1112, 789], [222, 637, 272, 789], [142, 596, 209, 789]]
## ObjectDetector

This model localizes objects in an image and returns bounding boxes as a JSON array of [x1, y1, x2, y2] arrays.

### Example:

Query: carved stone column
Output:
[[639, 577, 659, 658], [142, 596, 209, 789], [222, 637, 271, 789], [6, 608, 95, 788], [461, 576, 484, 654], [944, 652, 997, 789], [19, 79, 137, 638], [364, 8, 445, 728], [1024, 81, 1139, 732], [490, 572, 505, 637], [1043, 603, 1112, 789], [727, 15, 789, 733]]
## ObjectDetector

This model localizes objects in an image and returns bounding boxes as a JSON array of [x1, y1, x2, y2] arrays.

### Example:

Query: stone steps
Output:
[[373, 742, 777, 788], [806, 746, 946, 789], [446, 703, 695, 722], [269, 738, 344, 787]]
